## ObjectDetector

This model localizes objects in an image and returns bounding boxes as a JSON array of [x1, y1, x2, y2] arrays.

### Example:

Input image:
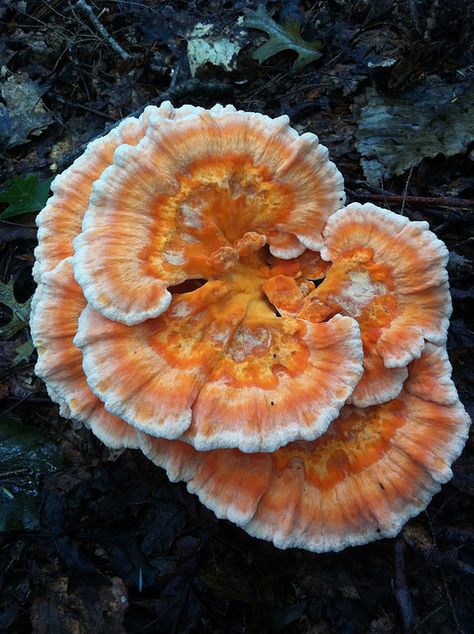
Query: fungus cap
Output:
[[30, 258, 138, 449], [297, 202, 451, 407], [138, 344, 470, 552], [34, 102, 205, 284], [75, 294, 363, 452], [72, 105, 345, 326]]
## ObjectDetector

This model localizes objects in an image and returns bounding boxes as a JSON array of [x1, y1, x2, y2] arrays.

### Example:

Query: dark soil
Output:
[[0, 1, 473, 633]]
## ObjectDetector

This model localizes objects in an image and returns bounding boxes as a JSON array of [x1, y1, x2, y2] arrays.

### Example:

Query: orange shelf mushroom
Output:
[[296, 203, 452, 407], [75, 302, 362, 451], [31, 102, 470, 552], [30, 258, 138, 449], [138, 344, 470, 552], [72, 104, 345, 325]]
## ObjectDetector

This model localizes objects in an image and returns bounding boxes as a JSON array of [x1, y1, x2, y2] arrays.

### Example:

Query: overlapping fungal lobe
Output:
[[72, 105, 345, 326], [138, 344, 471, 552], [33, 101, 357, 455], [30, 258, 138, 449], [34, 110, 148, 284], [31, 100, 469, 552], [34, 102, 206, 284], [75, 264, 364, 452], [295, 202, 451, 407], [261, 250, 329, 315]]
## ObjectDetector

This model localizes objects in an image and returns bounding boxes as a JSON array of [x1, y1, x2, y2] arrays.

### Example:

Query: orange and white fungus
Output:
[[297, 203, 451, 407], [31, 258, 138, 449], [31, 102, 470, 551], [73, 104, 346, 325], [139, 344, 470, 552]]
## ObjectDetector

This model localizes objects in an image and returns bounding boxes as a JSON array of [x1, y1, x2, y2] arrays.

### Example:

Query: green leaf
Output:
[[243, 4, 322, 73], [0, 416, 63, 531], [0, 278, 31, 339], [0, 173, 53, 220]]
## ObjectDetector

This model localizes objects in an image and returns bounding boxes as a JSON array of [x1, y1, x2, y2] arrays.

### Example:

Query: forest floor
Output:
[[0, 1, 473, 633]]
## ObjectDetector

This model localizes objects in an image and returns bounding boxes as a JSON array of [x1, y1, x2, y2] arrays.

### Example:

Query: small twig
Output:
[[74, 0, 131, 61], [393, 538, 414, 634], [0, 224, 37, 243], [400, 167, 414, 215], [347, 190, 474, 209], [443, 567, 466, 634], [0, 395, 32, 417], [123, 78, 234, 121], [1, 396, 52, 404], [453, 236, 474, 249], [414, 605, 444, 631], [245, 71, 291, 100], [425, 512, 468, 634], [52, 93, 116, 120]]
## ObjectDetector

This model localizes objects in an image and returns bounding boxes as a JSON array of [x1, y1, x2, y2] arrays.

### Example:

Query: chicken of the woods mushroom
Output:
[[31, 102, 470, 553]]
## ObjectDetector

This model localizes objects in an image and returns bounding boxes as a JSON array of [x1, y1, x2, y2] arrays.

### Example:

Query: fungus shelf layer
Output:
[[31, 258, 138, 449], [75, 284, 363, 452], [139, 344, 470, 552], [31, 102, 470, 552], [286, 203, 450, 407], [72, 105, 345, 326]]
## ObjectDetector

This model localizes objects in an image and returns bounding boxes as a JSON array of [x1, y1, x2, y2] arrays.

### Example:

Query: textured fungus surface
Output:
[[75, 295, 363, 452], [297, 203, 452, 407], [73, 105, 345, 325], [139, 344, 470, 552], [30, 258, 138, 449], [30, 102, 469, 552]]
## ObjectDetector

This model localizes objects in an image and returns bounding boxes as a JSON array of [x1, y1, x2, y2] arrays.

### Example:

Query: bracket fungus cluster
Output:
[[31, 103, 470, 552]]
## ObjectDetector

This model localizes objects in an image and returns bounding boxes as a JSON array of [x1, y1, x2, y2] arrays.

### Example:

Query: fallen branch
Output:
[[74, 0, 131, 61], [347, 190, 474, 209], [51, 94, 116, 120]]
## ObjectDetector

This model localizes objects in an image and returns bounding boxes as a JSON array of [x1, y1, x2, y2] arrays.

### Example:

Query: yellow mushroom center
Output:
[[141, 154, 307, 320]]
